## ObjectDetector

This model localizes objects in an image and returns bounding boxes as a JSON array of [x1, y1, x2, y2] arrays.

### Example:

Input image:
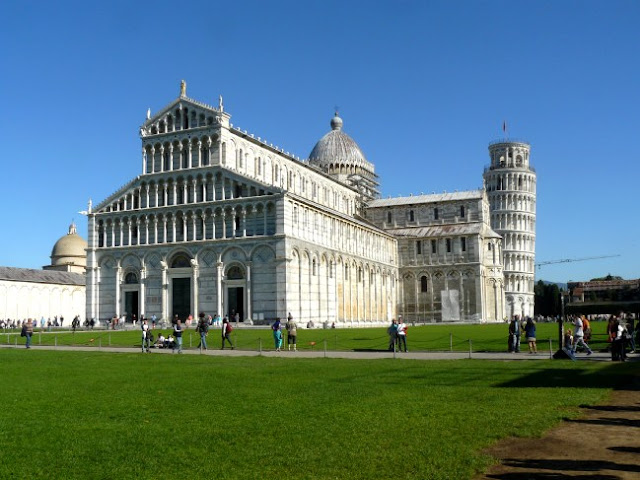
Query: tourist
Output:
[[272, 318, 282, 351], [196, 312, 208, 350], [173, 319, 183, 353], [564, 328, 574, 353], [524, 317, 537, 354], [141, 319, 150, 353], [397, 317, 408, 352], [151, 314, 157, 329], [612, 319, 628, 362], [572, 316, 593, 355], [166, 333, 175, 349], [156, 332, 165, 348], [221, 317, 234, 349], [582, 316, 592, 342], [286, 315, 297, 351], [387, 319, 398, 351], [508, 315, 522, 353], [24, 319, 34, 349]]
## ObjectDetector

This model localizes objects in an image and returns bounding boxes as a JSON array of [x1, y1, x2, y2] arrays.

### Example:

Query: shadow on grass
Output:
[[501, 458, 640, 474], [565, 417, 640, 428], [496, 364, 640, 391], [579, 404, 640, 412], [486, 472, 620, 479]]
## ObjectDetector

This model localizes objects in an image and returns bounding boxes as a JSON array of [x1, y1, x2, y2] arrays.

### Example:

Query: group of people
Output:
[[562, 315, 593, 356], [139, 312, 236, 353], [387, 317, 408, 352], [3, 316, 70, 332], [508, 315, 538, 353], [271, 314, 297, 351], [606, 314, 635, 361]]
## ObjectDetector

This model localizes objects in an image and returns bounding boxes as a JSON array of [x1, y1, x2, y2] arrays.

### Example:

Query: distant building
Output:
[[0, 224, 86, 321]]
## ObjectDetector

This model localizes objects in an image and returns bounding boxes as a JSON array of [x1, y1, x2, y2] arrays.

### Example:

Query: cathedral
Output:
[[85, 82, 536, 326]]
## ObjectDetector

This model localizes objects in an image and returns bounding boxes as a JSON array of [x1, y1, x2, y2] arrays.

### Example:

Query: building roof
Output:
[[386, 223, 501, 238], [367, 190, 484, 208], [308, 113, 374, 173], [50, 223, 87, 265], [0, 266, 86, 286]]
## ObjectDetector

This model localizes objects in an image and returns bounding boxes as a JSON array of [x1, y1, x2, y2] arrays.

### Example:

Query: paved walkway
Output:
[[2, 342, 633, 362]]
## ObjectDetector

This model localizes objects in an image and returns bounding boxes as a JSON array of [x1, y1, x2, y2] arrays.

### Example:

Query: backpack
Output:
[[21, 325, 27, 337], [226, 323, 233, 334]]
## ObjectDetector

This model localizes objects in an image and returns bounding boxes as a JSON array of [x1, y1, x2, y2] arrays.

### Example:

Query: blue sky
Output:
[[1, 0, 638, 284]]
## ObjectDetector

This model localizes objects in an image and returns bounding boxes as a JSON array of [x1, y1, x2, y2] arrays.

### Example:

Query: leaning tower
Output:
[[483, 141, 536, 319]]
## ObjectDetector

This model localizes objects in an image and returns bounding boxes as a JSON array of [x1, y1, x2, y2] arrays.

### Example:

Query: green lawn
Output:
[[0, 350, 635, 479], [4, 320, 613, 353]]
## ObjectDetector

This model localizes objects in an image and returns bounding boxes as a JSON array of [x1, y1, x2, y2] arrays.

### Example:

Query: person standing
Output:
[[524, 317, 537, 354], [196, 312, 208, 350], [387, 319, 398, 351], [173, 319, 183, 353], [397, 317, 408, 352], [286, 315, 298, 351], [141, 319, 151, 353], [221, 317, 234, 349], [24, 319, 34, 349], [572, 316, 593, 356], [508, 316, 522, 353], [272, 318, 283, 351]]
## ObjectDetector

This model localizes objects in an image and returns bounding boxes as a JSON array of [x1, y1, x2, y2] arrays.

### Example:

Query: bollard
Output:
[[468, 339, 472, 359], [450, 333, 453, 352], [324, 339, 327, 358], [259, 337, 262, 355], [189, 333, 192, 348], [39, 331, 42, 345]]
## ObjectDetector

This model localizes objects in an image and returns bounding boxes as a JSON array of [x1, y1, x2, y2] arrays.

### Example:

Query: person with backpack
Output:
[[196, 312, 209, 350], [221, 316, 234, 350]]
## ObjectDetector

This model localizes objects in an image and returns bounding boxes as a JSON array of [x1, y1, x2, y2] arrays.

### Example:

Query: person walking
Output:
[[196, 312, 208, 350], [397, 317, 408, 352], [524, 317, 537, 354], [221, 317, 234, 349], [272, 318, 283, 351], [286, 315, 297, 351], [24, 319, 34, 349], [173, 319, 183, 353], [141, 319, 151, 353], [572, 316, 593, 356]]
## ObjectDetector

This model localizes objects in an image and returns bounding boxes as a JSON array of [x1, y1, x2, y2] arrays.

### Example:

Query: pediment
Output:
[[141, 96, 228, 136]]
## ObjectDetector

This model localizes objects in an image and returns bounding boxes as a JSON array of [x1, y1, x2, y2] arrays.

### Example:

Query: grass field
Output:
[[3, 320, 614, 353], [1, 349, 635, 479]]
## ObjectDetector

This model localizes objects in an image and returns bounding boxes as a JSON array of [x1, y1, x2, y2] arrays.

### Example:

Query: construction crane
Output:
[[535, 254, 621, 269]]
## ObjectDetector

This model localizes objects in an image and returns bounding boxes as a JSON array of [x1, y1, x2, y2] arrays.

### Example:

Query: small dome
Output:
[[308, 113, 374, 173], [51, 223, 87, 267]]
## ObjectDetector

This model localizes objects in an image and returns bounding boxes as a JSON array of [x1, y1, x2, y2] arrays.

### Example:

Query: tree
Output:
[[534, 280, 561, 317]]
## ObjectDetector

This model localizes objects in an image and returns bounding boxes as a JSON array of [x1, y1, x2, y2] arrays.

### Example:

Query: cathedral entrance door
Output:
[[124, 291, 139, 323], [172, 277, 191, 321], [227, 287, 244, 321]]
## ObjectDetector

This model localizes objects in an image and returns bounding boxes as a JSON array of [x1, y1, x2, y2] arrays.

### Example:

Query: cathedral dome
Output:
[[50, 223, 87, 268], [308, 113, 374, 173]]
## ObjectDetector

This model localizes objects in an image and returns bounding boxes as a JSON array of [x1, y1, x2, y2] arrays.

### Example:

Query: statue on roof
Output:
[[180, 80, 187, 97], [219, 94, 224, 112]]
